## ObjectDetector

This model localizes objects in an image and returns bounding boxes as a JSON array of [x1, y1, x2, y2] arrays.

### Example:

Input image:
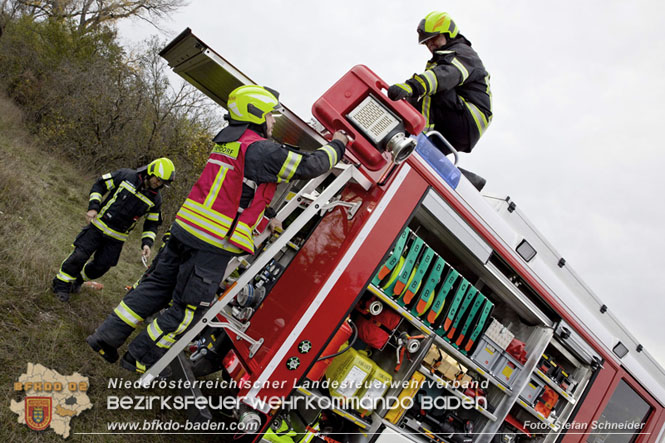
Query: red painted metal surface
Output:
[[560, 364, 617, 442], [305, 320, 353, 382], [312, 65, 425, 171], [647, 409, 665, 443], [609, 368, 662, 443], [230, 166, 427, 401], [563, 366, 663, 442]]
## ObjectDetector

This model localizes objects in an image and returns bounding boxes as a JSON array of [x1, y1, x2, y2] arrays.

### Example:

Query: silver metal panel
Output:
[[487, 196, 665, 405], [478, 327, 553, 442], [421, 189, 492, 264], [483, 262, 553, 327], [159, 28, 327, 151], [555, 319, 601, 366]]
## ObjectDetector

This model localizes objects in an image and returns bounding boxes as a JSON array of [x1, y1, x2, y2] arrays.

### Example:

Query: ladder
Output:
[[138, 163, 372, 387]]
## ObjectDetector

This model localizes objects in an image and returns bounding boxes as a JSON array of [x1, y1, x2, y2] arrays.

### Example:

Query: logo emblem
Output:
[[25, 397, 52, 431], [298, 340, 312, 354], [286, 357, 300, 370]]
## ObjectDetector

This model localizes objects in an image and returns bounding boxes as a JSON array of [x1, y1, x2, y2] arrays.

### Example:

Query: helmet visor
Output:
[[418, 29, 438, 44], [263, 86, 283, 116]]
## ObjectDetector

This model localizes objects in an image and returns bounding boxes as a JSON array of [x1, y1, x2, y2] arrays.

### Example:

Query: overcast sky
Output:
[[118, 1, 665, 367]]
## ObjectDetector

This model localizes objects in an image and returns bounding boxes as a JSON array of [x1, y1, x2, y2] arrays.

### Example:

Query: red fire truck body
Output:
[[156, 29, 665, 443]]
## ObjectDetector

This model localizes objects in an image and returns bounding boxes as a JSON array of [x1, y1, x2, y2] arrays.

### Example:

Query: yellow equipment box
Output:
[[325, 346, 374, 399], [384, 371, 425, 424], [356, 360, 393, 414]]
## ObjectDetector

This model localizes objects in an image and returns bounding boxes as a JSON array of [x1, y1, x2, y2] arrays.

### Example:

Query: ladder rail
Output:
[[219, 163, 341, 282], [139, 164, 369, 386]]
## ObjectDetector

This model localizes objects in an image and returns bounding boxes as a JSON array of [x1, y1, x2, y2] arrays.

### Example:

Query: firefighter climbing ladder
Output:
[[139, 163, 372, 386]]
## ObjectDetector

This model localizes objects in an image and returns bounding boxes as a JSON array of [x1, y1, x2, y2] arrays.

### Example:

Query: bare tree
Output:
[[2, 0, 187, 34], [131, 37, 218, 152]]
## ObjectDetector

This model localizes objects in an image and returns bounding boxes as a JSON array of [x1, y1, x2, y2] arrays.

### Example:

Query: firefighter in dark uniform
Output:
[[52, 158, 175, 302], [388, 11, 492, 155], [87, 85, 349, 372]]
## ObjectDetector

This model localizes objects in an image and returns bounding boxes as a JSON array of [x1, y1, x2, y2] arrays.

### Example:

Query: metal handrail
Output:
[[426, 130, 459, 165]]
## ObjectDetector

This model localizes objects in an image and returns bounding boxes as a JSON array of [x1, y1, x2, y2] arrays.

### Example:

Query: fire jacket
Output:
[[87, 168, 162, 247], [173, 126, 345, 255], [409, 35, 492, 148]]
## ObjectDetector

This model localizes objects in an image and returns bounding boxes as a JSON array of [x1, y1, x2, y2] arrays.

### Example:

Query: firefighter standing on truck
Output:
[[87, 85, 349, 373], [388, 11, 493, 155], [52, 158, 174, 302]]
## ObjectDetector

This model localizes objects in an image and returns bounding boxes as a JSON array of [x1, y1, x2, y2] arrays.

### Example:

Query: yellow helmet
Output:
[[147, 157, 175, 183], [417, 11, 459, 44], [227, 85, 282, 125]]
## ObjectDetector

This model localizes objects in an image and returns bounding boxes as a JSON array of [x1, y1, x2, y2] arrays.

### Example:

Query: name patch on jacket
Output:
[[212, 142, 240, 159]]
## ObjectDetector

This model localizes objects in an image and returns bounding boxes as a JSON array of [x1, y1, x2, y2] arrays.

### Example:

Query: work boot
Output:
[[51, 280, 70, 302], [86, 335, 119, 363], [71, 278, 83, 294], [459, 167, 487, 191], [120, 352, 171, 378], [54, 291, 70, 302]]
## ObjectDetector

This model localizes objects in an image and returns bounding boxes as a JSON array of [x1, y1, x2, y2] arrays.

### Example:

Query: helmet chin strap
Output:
[[143, 175, 163, 191], [246, 121, 268, 138]]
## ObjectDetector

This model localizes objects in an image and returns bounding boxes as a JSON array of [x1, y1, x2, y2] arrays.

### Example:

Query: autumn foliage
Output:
[[0, 1, 217, 222]]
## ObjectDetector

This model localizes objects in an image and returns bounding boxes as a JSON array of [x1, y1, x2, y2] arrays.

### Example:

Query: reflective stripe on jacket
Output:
[[227, 182, 276, 253], [174, 130, 269, 254], [411, 35, 492, 141], [88, 169, 162, 246], [174, 126, 346, 254]]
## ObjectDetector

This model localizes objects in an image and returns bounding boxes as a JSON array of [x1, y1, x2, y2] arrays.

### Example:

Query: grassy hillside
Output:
[[0, 95, 231, 442]]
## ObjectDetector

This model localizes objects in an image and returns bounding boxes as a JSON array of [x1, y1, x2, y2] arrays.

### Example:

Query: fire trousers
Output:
[[53, 225, 124, 293], [93, 234, 232, 366], [427, 89, 477, 154]]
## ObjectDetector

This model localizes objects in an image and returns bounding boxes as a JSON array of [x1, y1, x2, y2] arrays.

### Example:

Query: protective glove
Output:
[[387, 77, 427, 101], [387, 82, 414, 101]]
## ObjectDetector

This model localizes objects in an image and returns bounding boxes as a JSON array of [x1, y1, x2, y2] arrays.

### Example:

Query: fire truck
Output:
[[141, 29, 665, 442]]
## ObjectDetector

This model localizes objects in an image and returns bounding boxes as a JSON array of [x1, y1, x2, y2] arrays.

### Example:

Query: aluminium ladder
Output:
[[139, 163, 371, 387]]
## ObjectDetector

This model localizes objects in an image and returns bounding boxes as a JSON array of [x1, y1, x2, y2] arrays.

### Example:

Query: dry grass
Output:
[[0, 96, 237, 442]]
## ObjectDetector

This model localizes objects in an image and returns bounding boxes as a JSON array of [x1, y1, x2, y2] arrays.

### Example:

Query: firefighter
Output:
[[388, 11, 492, 155], [52, 158, 174, 302], [86, 85, 349, 373]]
